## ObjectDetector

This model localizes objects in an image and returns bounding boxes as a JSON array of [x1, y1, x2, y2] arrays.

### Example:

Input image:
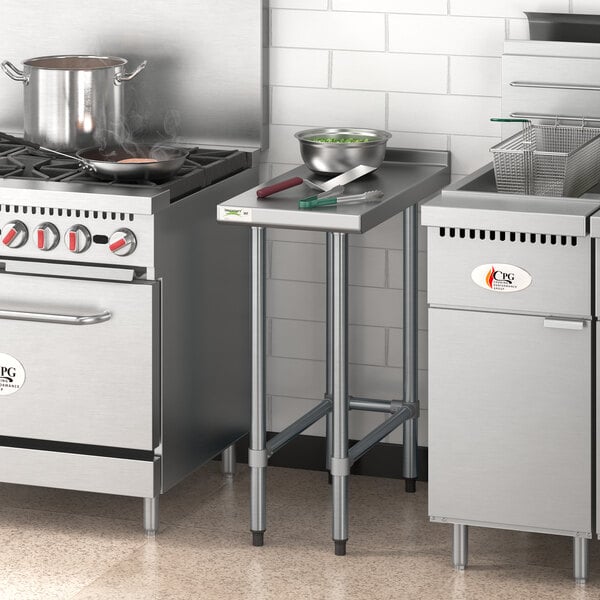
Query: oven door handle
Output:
[[0, 308, 111, 325]]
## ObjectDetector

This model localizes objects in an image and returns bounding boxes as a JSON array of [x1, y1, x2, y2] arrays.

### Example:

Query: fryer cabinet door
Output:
[[0, 273, 158, 450], [429, 307, 591, 536]]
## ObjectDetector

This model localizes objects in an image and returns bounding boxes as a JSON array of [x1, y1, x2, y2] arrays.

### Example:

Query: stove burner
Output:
[[0, 144, 251, 199]]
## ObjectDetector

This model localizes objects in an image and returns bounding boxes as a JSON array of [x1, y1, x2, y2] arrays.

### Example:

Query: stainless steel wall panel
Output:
[[428, 307, 592, 537], [0, 0, 267, 149]]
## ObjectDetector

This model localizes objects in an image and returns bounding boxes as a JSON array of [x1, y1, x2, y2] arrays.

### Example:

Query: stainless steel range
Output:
[[0, 142, 257, 532], [0, 0, 266, 534]]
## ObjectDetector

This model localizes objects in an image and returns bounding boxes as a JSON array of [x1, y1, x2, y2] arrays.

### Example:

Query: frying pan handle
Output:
[[0, 131, 90, 172], [0, 131, 41, 150], [114, 60, 148, 85], [256, 177, 304, 198], [78, 161, 97, 174], [1, 61, 28, 84]]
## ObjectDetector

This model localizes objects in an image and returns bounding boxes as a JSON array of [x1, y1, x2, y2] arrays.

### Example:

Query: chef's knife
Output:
[[256, 164, 377, 198]]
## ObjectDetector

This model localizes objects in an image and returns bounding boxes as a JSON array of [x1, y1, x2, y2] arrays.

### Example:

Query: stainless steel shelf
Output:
[[218, 148, 450, 233]]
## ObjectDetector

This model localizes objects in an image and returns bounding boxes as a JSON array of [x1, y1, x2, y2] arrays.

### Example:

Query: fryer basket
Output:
[[491, 124, 600, 197]]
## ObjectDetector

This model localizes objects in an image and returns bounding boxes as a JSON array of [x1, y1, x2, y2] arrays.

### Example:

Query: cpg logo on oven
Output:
[[471, 263, 532, 293], [0, 353, 25, 395]]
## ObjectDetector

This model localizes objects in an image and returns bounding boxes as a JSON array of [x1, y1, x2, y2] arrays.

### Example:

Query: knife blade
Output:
[[306, 164, 378, 192], [256, 165, 377, 198]]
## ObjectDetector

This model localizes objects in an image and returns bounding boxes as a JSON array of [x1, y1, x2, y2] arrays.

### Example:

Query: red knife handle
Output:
[[256, 177, 304, 198]]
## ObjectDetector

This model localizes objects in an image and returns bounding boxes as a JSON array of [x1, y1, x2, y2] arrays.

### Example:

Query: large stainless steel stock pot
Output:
[[1, 55, 147, 151]]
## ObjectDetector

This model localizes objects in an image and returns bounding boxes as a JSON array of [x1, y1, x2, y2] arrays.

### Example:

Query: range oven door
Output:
[[0, 272, 158, 451]]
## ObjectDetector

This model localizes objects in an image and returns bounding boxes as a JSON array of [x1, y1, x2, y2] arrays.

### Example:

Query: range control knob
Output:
[[109, 229, 137, 256], [2, 220, 28, 248], [65, 225, 91, 254], [34, 222, 60, 251]]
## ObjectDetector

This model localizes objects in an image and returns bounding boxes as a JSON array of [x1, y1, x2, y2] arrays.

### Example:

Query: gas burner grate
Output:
[[0, 143, 251, 198]]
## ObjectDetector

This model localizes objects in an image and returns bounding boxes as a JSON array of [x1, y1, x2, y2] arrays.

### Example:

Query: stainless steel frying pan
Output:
[[0, 132, 189, 182]]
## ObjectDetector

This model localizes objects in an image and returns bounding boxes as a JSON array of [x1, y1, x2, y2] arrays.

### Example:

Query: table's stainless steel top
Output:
[[217, 149, 450, 233]]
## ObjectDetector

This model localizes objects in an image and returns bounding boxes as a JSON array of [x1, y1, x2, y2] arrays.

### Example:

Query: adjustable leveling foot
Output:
[[405, 478, 416, 493], [252, 531, 265, 546], [334, 540, 347, 556]]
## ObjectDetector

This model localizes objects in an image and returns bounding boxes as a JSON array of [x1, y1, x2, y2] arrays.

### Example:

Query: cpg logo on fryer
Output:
[[0, 353, 25, 395], [471, 263, 532, 293]]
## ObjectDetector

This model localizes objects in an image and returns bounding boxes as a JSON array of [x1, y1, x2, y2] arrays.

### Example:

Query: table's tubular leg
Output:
[[348, 404, 415, 465], [267, 398, 332, 456], [574, 537, 589, 585], [325, 232, 334, 484], [453, 524, 468, 571], [331, 232, 349, 556], [349, 396, 403, 413], [250, 226, 267, 547], [402, 204, 419, 493]]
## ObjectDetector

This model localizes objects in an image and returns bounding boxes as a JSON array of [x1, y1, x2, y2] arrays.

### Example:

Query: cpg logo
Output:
[[0, 353, 25, 395], [472, 263, 532, 293], [0, 366, 16, 382]]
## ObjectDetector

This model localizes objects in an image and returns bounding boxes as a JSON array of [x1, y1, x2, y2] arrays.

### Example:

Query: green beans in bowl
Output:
[[294, 127, 392, 174]]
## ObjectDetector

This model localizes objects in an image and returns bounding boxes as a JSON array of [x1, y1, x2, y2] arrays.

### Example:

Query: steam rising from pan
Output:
[[92, 107, 185, 163]]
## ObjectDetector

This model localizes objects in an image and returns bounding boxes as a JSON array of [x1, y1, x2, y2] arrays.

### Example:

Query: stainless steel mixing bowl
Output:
[[295, 127, 392, 174]]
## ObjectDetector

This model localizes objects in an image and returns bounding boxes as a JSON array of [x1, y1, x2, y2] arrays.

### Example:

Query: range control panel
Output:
[[0, 210, 153, 267], [1, 220, 137, 256]]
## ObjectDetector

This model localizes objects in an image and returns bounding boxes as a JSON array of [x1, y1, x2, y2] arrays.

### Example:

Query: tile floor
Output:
[[0, 462, 598, 599]]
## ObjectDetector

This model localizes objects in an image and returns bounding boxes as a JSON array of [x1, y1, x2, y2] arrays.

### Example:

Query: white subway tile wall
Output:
[[262, 1, 566, 448], [449, 57, 502, 96], [450, 135, 503, 174], [271, 10, 385, 51], [450, 0, 568, 18], [270, 49, 329, 88], [332, 0, 448, 15], [388, 15, 506, 55], [332, 52, 448, 94], [272, 87, 386, 129], [573, 0, 600, 13]]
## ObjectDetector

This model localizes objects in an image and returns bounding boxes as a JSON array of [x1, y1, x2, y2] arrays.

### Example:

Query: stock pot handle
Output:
[[114, 60, 148, 85], [1, 61, 28, 83], [0, 308, 111, 326]]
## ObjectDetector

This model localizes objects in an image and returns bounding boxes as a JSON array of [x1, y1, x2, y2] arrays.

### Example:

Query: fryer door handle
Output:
[[543, 318, 585, 331], [0, 308, 111, 325]]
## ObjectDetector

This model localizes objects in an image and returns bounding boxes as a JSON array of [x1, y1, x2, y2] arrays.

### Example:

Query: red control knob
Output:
[[2, 220, 28, 248], [34, 223, 59, 251], [109, 229, 137, 256], [64, 225, 91, 253]]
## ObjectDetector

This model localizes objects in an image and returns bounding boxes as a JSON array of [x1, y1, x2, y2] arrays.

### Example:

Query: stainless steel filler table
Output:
[[217, 148, 450, 554]]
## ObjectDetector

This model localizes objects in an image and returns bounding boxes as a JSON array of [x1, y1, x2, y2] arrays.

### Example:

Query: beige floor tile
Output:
[[0, 506, 146, 600], [72, 526, 600, 600], [469, 526, 600, 575], [0, 464, 598, 599]]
